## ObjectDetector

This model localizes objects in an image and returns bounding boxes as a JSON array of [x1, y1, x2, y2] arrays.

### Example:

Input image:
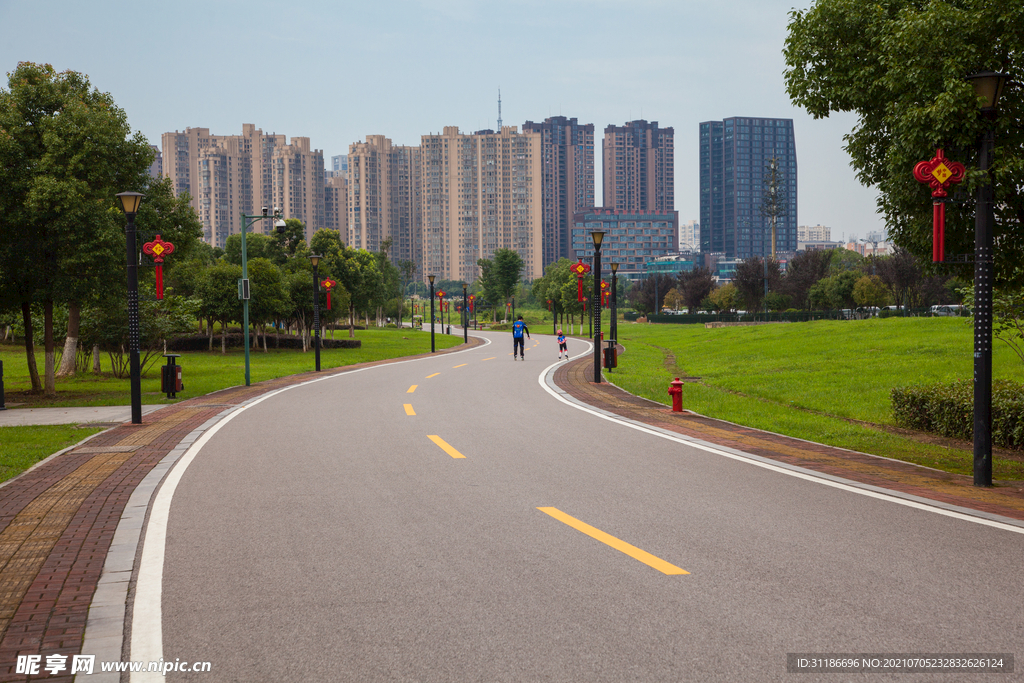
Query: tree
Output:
[[781, 249, 832, 310], [57, 176, 202, 378], [629, 275, 675, 315], [876, 247, 922, 311], [733, 257, 782, 313], [478, 248, 524, 310], [0, 62, 153, 395], [784, 0, 1024, 287], [274, 218, 306, 260], [197, 263, 243, 353], [709, 283, 739, 313], [853, 275, 890, 308], [247, 258, 288, 351], [678, 267, 716, 313]]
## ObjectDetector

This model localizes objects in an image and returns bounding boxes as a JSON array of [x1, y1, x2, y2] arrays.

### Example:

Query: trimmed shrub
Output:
[[891, 379, 1024, 449]]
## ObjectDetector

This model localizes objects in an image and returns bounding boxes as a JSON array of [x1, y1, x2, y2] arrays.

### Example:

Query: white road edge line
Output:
[[537, 346, 1024, 536], [129, 335, 491, 681]]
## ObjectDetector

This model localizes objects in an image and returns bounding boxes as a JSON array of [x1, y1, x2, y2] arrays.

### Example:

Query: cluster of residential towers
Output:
[[158, 114, 798, 283]]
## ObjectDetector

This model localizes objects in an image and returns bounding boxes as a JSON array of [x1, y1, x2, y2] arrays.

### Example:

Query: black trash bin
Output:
[[603, 339, 618, 370], [161, 354, 184, 399]]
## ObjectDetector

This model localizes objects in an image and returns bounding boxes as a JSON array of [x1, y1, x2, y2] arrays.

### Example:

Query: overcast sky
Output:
[[1, 0, 885, 242]]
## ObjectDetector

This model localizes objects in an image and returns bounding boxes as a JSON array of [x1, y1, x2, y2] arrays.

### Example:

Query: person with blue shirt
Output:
[[557, 329, 568, 360], [512, 315, 530, 360]]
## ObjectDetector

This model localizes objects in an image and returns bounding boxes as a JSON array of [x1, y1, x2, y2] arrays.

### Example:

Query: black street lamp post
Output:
[[429, 275, 436, 353], [966, 71, 1008, 487], [310, 254, 322, 372], [591, 231, 605, 383], [610, 262, 619, 343], [462, 283, 468, 343], [117, 192, 144, 424]]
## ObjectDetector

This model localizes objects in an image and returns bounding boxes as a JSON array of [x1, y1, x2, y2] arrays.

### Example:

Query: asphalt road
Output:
[[148, 330, 1023, 682]]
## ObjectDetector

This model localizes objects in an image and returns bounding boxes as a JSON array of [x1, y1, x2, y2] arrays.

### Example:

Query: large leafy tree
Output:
[[677, 266, 716, 313], [0, 62, 153, 395], [781, 249, 832, 310], [478, 248, 524, 308], [784, 0, 1024, 286], [733, 257, 782, 312]]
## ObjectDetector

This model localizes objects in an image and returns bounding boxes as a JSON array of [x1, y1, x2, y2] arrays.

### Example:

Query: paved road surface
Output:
[[139, 331, 1023, 681]]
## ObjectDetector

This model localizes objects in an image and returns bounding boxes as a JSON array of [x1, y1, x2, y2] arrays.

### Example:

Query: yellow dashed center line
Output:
[[453, 363, 467, 368], [426, 373, 440, 378], [407, 385, 418, 393], [537, 507, 689, 575], [482, 357, 496, 361], [427, 435, 466, 459], [404, 404, 416, 416]]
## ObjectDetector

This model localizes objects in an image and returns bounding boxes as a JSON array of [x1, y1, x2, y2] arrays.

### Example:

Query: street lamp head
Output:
[[610, 262, 619, 274], [116, 192, 144, 217], [309, 254, 322, 268], [428, 274, 435, 285], [591, 230, 606, 247], [965, 71, 1009, 111], [462, 282, 467, 293]]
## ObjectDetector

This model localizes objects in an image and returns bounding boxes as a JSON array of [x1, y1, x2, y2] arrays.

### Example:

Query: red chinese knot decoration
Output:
[[142, 235, 175, 299], [321, 278, 338, 310], [913, 149, 965, 263], [601, 280, 610, 306], [570, 259, 591, 302]]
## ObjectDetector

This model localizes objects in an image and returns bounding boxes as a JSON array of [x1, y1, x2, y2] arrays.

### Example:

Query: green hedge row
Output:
[[891, 379, 1024, 449]]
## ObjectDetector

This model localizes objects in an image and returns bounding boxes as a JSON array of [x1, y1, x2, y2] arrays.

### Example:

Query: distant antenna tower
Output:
[[497, 88, 502, 130]]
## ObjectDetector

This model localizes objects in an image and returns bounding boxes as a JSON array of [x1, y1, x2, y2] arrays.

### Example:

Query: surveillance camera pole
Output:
[[239, 208, 281, 386]]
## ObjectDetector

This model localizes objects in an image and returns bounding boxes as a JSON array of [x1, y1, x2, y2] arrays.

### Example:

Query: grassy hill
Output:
[[609, 317, 1024, 481]]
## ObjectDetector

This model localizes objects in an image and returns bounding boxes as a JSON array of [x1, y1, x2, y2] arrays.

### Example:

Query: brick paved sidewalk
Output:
[[0, 339, 481, 682], [553, 355, 1024, 523]]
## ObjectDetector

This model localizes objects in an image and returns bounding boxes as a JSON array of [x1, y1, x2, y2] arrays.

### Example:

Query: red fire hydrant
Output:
[[668, 377, 684, 412]]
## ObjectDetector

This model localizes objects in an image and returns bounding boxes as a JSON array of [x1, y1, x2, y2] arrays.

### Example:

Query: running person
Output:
[[512, 315, 530, 360], [557, 329, 568, 360]]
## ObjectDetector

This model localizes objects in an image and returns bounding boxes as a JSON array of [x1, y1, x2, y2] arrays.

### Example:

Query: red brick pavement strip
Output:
[[0, 339, 481, 682], [553, 355, 1024, 523]]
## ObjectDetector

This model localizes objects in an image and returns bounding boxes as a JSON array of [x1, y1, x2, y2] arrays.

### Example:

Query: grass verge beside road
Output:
[[0, 425, 106, 484], [0, 328, 464, 484], [0, 328, 462, 408], [609, 317, 1024, 482]]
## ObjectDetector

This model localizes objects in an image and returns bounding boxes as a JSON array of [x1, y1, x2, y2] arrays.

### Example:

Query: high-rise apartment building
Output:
[[161, 124, 324, 247], [679, 219, 700, 252], [330, 154, 348, 179], [420, 126, 543, 282], [272, 137, 325, 243], [347, 135, 422, 266], [798, 224, 830, 242], [699, 117, 798, 259], [148, 145, 162, 180], [522, 117, 595, 268], [324, 175, 348, 236], [602, 120, 674, 213]]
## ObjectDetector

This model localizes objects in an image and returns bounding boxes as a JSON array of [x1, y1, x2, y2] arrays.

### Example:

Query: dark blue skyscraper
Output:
[[699, 117, 797, 259]]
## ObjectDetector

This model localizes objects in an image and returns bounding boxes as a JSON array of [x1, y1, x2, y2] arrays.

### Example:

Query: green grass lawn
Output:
[[0, 425, 106, 484], [0, 328, 463, 408], [0, 328, 464, 483], [607, 317, 1024, 482]]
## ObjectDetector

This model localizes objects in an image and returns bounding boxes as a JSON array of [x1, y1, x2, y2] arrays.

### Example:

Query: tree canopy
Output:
[[0, 62, 156, 393], [784, 0, 1024, 286]]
